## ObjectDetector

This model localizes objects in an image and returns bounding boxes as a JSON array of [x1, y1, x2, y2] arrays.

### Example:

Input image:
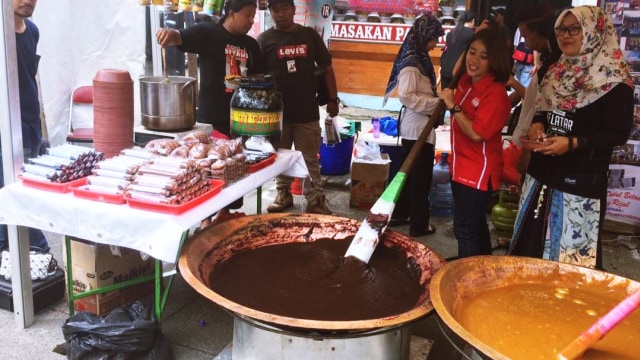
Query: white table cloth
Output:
[[0, 149, 308, 263]]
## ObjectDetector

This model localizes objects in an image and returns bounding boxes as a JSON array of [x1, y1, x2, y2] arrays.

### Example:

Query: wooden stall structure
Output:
[[328, 19, 453, 97], [330, 29, 445, 96]]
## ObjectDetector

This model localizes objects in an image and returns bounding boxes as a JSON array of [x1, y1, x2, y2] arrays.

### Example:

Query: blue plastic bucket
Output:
[[319, 135, 354, 175]]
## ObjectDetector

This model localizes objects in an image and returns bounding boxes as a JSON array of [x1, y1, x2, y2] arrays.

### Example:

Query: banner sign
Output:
[[606, 4, 640, 228], [346, 0, 411, 13], [330, 21, 453, 44], [606, 143, 640, 226]]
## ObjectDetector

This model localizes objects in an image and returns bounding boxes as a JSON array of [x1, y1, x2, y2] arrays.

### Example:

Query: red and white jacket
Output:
[[450, 72, 511, 191]]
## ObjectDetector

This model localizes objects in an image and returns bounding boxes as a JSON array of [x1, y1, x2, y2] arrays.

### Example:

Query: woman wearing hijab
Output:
[[440, 11, 476, 90], [440, 28, 512, 258], [507, 6, 634, 269], [382, 13, 444, 237]]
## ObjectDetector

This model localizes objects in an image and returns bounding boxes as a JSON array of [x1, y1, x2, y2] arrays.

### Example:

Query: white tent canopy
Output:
[[34, 0, 147, 147]]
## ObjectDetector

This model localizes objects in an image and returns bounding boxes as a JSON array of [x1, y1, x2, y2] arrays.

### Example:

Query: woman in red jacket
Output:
[[441, 28, 512, 258]]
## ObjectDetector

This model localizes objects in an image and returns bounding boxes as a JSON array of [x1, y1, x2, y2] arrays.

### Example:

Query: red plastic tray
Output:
[[124, 179, 225, 215], [20, 176, 87, 193], [70, 183, 126, 204], [248, 153, 277, 173]]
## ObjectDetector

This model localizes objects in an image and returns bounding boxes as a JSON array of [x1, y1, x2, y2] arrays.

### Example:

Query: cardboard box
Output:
[[349, 154, 390, 209], [70, 286, 151, 316], [63, 238, 154, 316]]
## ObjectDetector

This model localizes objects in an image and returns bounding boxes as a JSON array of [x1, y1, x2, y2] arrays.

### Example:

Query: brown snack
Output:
[[149, 157, 195, 169], [210, 159, 226, 171], [127, 191, 179, 205], [189, 143, 211, 159], [208, 143, 233, 160], [137, 164, 188, 180], [170, 145, 191, 158], [182, 130, 211, 145], [145, 139, 181, 156], [132, 174, 178, 190], [92, 168, 135, 181]]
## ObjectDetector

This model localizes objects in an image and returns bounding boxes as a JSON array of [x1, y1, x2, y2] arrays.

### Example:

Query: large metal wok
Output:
[[178, 213, 445, 332], [430, 255, 640, 359]]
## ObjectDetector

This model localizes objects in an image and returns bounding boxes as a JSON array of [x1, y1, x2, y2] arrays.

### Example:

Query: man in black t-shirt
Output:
[[157, 0, 265, 221], [157, 0, 265, 136], [257, 0, 339, 214]]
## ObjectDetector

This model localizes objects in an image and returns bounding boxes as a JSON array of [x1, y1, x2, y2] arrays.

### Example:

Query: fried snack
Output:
[[145, 139, 181, 156], [189, 143, 211, 159], [170, 145, 191, 158], [182, 130, 211, 145]]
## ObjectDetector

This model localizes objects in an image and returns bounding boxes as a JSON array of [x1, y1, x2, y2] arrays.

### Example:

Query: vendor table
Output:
[[0, 149, 308, 321]]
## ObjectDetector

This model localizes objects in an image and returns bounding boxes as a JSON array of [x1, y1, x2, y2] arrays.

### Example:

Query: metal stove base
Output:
[[214, 318, 433, 360]]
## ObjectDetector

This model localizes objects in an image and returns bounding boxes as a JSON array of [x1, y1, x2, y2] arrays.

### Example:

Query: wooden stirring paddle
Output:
[[557, 287, 640, 360], [344, 65, 463, 263]]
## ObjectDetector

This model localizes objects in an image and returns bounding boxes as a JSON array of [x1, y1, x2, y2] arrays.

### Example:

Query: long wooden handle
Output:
[[344, 68, 464, 263]]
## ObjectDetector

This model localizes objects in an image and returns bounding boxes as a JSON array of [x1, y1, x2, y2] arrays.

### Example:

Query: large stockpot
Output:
[[178, 213, 446, 359], [139, 76, 196, 131]]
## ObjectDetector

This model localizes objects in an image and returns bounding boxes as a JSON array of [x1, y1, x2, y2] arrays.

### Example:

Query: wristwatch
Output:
[[448, 104, 462, 114], [328, 97, 340, 104]]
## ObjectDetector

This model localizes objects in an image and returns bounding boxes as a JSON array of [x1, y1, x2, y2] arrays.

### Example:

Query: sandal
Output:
[[409, 224, 436, 237], [388, 218, 410, 227]]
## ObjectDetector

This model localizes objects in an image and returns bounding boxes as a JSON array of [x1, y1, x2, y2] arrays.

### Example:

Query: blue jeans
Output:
[[0, 145, 50, 252], [514, 62, 534, 88], [451, 181, 493, 258]]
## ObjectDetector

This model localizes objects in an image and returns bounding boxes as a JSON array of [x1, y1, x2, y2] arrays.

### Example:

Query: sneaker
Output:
[[267, 189, 294, 213], [306, 194, 332, 215]]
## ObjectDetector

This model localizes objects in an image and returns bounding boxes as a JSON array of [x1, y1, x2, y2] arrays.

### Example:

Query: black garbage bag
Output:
[[62, 301, 174, 360]]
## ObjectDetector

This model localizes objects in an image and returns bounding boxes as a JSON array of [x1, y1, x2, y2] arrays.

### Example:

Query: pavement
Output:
[[0, 105, 638, 359]]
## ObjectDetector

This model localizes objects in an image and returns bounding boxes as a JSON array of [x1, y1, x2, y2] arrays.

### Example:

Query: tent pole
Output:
[[0, 0, 36, 329]]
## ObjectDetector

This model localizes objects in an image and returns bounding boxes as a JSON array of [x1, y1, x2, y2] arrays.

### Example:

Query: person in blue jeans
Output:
[[0, 0, 50, 253], [513, 40, 537, 88]]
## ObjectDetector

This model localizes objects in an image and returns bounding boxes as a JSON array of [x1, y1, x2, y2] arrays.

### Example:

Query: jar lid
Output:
[[239, 75, 275, 89]]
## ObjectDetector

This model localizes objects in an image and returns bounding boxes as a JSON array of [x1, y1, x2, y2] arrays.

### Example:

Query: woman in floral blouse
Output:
[[507, 6, 634, 269]]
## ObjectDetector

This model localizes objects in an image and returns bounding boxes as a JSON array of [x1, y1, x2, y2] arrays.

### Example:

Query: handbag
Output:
[[502, 139, 523, 185], [512, 42, 534, 65], [0, 250, 57, 281]]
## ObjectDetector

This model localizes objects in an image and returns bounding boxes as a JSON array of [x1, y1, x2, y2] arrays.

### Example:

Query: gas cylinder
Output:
[[430, 152, 454, 217], [491, 189, 520, 235]]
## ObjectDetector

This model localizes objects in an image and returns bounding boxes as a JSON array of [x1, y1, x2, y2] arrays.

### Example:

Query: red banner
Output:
[[346, 0, 412, 13], [330, 22, 453, 44]]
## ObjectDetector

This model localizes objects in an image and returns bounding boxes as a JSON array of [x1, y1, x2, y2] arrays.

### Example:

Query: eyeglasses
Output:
[[554, 26, 581, 36]]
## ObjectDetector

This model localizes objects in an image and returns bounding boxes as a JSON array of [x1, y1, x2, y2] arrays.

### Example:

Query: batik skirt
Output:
[[507, 174, 602, 269]]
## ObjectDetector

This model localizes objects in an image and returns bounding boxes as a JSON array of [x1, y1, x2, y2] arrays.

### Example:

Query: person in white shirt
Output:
[[382, 13, 444, 236]]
